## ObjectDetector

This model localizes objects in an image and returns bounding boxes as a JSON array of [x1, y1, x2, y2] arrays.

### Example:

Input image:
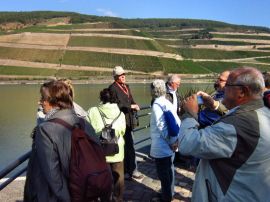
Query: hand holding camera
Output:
[[196, 91, 219, 110], [197, 95, 204, 105]]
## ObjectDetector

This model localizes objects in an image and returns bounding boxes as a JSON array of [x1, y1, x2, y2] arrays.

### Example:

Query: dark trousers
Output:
[[110, 161, 124, 202], [123, 127, 136, 175], [155, 156, 173, 202]]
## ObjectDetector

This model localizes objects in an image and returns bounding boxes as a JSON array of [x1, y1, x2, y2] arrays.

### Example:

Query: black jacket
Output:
[[109, 82, 137, 129]]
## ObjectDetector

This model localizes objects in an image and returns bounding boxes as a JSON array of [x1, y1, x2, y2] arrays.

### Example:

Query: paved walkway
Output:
[[0, 155, 195, 202], [124, 155, 195, 202]]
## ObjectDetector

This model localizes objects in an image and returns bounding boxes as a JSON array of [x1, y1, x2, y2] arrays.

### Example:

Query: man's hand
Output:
[[170, 140, 178, 152], [183, 94, 199, 116], [197, 91, 219, 110], [131, 104, 140, 111]]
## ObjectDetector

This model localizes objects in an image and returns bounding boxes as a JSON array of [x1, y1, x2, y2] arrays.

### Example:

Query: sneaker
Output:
[[132, 171, 144, 180]]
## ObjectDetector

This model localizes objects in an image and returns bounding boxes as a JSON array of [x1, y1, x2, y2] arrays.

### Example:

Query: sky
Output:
[[1, 0, 270, 28]]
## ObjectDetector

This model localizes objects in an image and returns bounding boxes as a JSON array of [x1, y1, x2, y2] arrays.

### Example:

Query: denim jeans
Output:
[[155, 154, 175, 202]]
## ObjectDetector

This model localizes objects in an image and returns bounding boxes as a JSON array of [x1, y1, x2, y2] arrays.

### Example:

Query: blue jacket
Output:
[[198, 91, 226, 127]]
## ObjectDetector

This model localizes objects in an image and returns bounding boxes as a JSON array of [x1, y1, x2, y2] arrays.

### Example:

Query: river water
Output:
[[0, 82, 211, 171]]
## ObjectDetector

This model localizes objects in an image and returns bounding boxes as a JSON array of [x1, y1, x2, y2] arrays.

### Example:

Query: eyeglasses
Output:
[[218, 78, 227, 82], [172, 82, 181, 87], [225, 83, 246, 87], [40, 95, 48, 102]]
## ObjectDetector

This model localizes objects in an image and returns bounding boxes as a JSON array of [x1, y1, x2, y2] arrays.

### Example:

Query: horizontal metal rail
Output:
[[134, 137, 151, 146], [0, 166, 27, 190], [136, 112, 151, 118], [133, 124, 150, 133], [0, 150, 31, 180], [0, 104, 152, 191], [0, 150, 31, 191], [139, 105, 151, 110]]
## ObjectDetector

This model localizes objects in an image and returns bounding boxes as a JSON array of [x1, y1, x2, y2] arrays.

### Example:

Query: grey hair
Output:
[[232, 67, 265, 95], [167, 74, 181, 83], [150, 79, 166, 98]]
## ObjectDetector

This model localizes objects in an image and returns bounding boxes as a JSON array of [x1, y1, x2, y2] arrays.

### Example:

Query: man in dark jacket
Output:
[[165, 74, 181, 116], [109, 66, 143, 180]]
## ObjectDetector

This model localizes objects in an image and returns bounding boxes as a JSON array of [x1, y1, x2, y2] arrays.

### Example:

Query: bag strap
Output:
[[97, 108, 121, 127], [48, 118, 85, 131], [154, 103, 165, 112], [111, 111, 122, 126]]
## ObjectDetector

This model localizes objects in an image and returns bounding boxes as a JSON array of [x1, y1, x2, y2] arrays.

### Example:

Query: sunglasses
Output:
[[225, 83, 246, 87], [218, 78, 227, 82]]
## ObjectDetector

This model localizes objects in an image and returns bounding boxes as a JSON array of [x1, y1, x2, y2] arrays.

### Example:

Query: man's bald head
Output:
[[227, 67, 264, 96], [223, 67, 264, 109]]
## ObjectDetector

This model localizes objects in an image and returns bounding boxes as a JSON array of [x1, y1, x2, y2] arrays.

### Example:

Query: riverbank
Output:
[[0, 74, 215, 85]]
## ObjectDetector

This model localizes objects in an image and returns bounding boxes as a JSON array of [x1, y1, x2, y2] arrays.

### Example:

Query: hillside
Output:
[[0, 11, 270, 80]]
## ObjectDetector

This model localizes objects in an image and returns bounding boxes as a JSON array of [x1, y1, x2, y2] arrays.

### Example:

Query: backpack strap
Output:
[[111, 111, 122, 126], [154, 103, 165, 112], [97, 108, 121, 127], [48, 118, 85, 131], [97, 108, 108, 126]]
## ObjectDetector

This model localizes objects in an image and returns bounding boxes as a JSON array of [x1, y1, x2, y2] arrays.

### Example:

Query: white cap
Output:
[[112, 66, 125, 77]]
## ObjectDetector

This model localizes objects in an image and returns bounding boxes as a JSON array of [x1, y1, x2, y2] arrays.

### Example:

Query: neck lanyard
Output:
[[116, 82, 129, 97]]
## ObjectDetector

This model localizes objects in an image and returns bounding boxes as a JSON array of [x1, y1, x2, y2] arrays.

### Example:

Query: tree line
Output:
[[0, 11, 269, 33]]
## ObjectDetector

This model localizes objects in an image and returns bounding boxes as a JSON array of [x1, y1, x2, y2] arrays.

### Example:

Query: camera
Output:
[[197, 95, 204, 105]]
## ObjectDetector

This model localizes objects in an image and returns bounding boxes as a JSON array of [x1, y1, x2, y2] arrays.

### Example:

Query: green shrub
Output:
[[62, 51, 163, 72], [213, 34, 270, 40], [68, 36, 171, 52], [177, 48, 270, 59], [195, 61, 270, 72], [161, 59, 211, 74], [0, 47, 63, 63], [0, 65, 111, 77], [0, 65, 57, 75], [256, 57, 270, 63]]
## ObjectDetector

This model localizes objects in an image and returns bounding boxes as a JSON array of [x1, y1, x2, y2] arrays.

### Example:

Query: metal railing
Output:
[[0, 105, 151, 191]]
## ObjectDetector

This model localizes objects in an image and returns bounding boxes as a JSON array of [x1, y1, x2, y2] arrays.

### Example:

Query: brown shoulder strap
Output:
[[48, 118, 85, 131]]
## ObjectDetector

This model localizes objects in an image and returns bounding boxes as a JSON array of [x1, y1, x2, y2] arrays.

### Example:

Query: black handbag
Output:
[[98, 108, 121, 156]]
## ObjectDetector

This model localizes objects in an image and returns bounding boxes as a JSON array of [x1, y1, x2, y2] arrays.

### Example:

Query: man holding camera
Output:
[[179, 67, 270, 201], [197, 70, 230, 127]]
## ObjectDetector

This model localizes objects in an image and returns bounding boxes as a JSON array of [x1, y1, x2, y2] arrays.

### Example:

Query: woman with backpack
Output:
[[24, 80, 100, 202], [87, 88, 126, 202]]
